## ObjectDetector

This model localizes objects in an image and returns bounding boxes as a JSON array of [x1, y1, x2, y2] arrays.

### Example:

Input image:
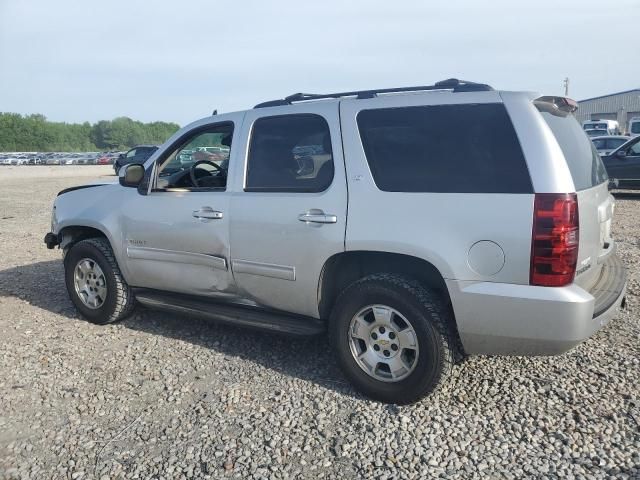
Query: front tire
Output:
[[330, 274, 455, 404], [64, 237, 136, 324]]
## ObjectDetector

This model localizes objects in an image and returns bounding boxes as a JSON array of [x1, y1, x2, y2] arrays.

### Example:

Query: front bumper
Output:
[[44, 232, 59, 249], [448, 253, 627, 356]]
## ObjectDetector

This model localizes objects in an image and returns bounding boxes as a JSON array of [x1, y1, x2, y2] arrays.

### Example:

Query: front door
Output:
[[228, 103, 347, 318], [121, 116, 242, 298], [605, 137, 640, 182]]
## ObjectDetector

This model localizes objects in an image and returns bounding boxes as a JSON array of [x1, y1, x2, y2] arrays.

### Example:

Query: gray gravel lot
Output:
[[0, 166, 638, 479]]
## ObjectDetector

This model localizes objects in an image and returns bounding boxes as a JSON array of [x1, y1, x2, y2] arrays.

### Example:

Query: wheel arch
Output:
[[59, 223, 135, 291], [318, 251, 451, 318], [58, 224, 110, 251], [318, 250, 465, 358]]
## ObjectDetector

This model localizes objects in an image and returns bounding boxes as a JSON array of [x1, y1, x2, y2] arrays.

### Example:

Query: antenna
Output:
[[212, 109, 218, 116]]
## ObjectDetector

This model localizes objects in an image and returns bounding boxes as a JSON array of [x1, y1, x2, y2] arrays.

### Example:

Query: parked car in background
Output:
[[583, 119, 620, 135], [192, 146, 230, 163], [591, 136, 630, 156], [113, 145, 158, 174], [97, 153, 117, 165], [4, 155, 21, 165], [629, 117, 640, 137], [602, 135, 640, 189], [585, 129, 606, 138], [176, 149, 194, 166]]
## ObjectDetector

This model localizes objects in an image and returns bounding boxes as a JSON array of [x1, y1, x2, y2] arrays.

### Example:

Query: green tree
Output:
[[0, 112, 180, 151]]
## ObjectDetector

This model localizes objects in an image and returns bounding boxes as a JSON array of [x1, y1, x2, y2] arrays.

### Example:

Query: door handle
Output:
[[193, 207, 223, 220], [298, 210, 337, 224]]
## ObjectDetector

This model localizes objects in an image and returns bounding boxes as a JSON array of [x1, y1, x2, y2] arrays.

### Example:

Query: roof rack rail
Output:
[[254, 78, 493, 108]]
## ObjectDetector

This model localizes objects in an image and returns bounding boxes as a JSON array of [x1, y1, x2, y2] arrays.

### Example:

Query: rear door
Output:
[[537, 107, 612, 290], [228, 102, 347, 318]]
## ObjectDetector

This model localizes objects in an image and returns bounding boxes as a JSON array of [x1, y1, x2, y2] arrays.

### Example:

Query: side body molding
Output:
[[127, 246, 227, 270], [231, 260, 296, 281]]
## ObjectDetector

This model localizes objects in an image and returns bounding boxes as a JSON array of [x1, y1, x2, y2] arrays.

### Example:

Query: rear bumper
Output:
[[448, 253, 627, 356]]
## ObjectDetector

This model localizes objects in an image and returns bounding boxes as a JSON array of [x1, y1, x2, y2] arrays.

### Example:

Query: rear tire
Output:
[[330, 273, 455, 404], [64, 237, 136, 324]]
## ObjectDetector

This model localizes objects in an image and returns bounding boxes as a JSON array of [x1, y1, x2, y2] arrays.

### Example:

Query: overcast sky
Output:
[[1, 0, 638, 126]]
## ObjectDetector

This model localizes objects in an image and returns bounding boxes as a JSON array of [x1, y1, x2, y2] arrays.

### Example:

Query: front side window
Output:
[[155, 123, 233, 190], [607, 138, 627, 150], [246, 114, 334, 192], [357, 103, 532, 193], [126, 149, 137, 158]]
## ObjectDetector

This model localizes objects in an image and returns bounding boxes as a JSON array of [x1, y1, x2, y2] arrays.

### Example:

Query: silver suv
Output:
[[44, 79, 627, 404]]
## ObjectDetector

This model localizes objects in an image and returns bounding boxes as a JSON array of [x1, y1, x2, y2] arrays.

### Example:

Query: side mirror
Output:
[[119, 163, 145, 187], [615, 150, 627, 158]]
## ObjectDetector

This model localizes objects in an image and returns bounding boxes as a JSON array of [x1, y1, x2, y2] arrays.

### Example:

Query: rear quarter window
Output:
[[356, 103, 532, 193], [539, 111, 608, 190]]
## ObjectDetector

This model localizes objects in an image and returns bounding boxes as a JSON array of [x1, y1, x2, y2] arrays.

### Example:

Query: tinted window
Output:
[[137, 147, 157, 159], [246, 114, 334, 192], [591, 138, 606, 149], [356, 104, 532, 193], [631, 122, 640, 134], [607, 138, 627, 149], [539, 111, 608, 190]]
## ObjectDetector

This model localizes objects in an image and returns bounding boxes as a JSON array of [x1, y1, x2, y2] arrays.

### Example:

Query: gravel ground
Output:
[[0, 166, 638, 480]]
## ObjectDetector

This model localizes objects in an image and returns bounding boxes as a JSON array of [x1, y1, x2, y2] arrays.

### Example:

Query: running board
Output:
[[133, 290, 325, 336]]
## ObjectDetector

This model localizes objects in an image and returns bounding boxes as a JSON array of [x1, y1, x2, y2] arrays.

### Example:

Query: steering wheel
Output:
[[189, 160, 224, 187]]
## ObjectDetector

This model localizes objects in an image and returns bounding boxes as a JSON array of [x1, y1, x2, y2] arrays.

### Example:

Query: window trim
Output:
[[244, 113, 334, 193], [152, 121, 234, 193]]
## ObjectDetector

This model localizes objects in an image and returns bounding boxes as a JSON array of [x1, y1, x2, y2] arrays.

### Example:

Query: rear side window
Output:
[[246, 114, 334, 192], [539, 111, 608, 190], [356, 104, 532, 193]]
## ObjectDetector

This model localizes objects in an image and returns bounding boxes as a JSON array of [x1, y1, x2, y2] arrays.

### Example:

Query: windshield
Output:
[[584, 123, 607, 130], [585, 129, 604, 137]]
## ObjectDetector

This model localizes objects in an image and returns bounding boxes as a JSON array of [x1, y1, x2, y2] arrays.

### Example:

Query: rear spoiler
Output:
[[534, 96, 578, 117]]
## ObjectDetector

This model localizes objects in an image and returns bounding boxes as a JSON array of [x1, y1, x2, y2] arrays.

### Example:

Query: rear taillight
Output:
[[530, 193, 579, 287]]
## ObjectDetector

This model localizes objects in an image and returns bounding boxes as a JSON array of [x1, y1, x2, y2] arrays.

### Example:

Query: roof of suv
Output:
[[254, 78, 494, 108]]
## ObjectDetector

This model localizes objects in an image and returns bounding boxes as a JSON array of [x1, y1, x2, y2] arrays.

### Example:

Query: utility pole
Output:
[[563, 77, 570, 96]]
